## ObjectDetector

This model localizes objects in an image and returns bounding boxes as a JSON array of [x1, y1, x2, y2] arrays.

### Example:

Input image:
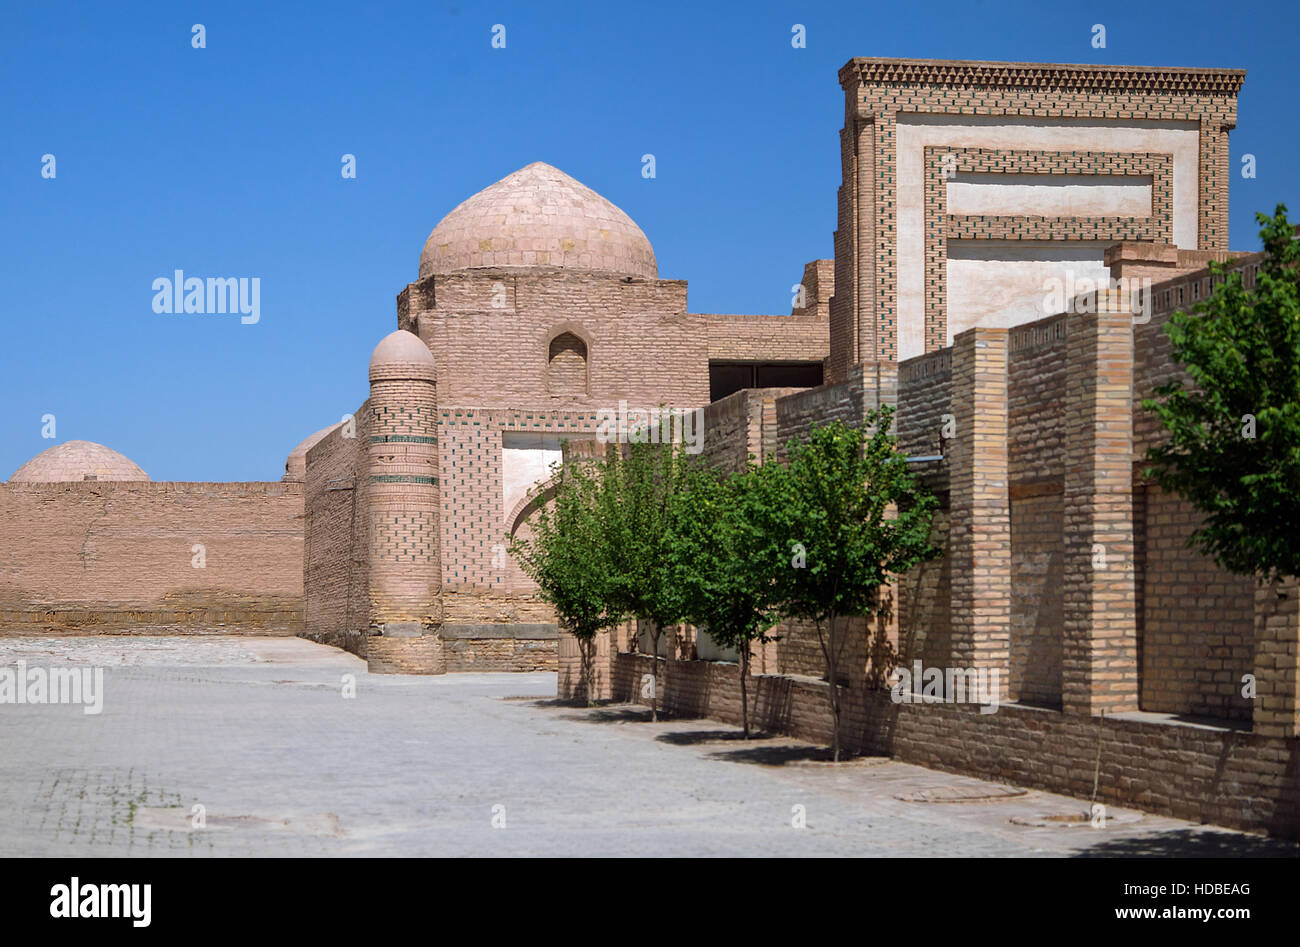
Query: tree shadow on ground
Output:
[[499, 697, 574, 706], [1071, 828, 1299, 857], [556, 705, 698, 724], [655, 729, 780, 746], [703, 744, 888, 766]]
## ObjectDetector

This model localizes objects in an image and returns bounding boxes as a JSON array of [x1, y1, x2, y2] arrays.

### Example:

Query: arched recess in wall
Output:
[[502, 474, 562, 596], [547, 328, 589, 396]]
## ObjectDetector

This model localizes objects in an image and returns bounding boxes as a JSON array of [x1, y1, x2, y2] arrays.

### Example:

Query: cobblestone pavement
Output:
[[0, 636, 1294, 857]]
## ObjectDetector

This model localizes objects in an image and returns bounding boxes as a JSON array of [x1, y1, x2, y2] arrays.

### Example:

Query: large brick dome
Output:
[[9, 440, 149, 482], [418, 162, 657, 280]]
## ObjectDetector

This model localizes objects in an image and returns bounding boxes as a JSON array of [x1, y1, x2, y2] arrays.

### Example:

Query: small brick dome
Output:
[[9, 440, 149, 482], [283, 422, 344, 481], [418, 162, 658, 280], [369, 329, 437, 383]]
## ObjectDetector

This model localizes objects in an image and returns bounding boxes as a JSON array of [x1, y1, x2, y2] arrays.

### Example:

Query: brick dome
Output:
[[418, 162, 658, 280], [369, 329, 437, 383], [9, 440, 149, 482], [283, 422, 344, 481]]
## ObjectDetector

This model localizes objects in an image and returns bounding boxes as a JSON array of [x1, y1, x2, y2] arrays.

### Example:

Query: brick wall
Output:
[[302, 403, 370, 654], [611, 652, 1299, 840], [1009, 489, 1063, 706], [1129, 253, 1265, 721], [0, 481, 303, 635], [703, 312, 828, 363], [411, 270, 707, 410], [1137, 486, 1254, 721]]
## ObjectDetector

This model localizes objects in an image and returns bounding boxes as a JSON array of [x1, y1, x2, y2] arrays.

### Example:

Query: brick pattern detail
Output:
[[368, 371, 441, 628], [834, 57, 1242, 365], [924, 149, 1173, 353]]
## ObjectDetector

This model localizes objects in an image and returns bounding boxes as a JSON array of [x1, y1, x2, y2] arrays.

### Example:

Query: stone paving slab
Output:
[[0, 636, 1295, 857]]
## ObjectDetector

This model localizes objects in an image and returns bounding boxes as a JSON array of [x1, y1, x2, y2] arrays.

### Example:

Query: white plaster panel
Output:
[[501, 432, 563, 520], [894, 115, 1199, 359], [946, 173, 1152, 217], [945, 241, 1110, 344]]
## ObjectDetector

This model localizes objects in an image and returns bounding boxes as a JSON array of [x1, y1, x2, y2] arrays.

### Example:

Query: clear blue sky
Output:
[[2, 0, 1295, 481]]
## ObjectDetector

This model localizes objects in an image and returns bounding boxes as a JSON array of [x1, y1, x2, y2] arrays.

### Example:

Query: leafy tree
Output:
[[1143, 205, 1300, 578], [510, 452, 621, 705], [595, 437, 693, 721], [766, 409, 940, 760], [670, 458, 786, 738]]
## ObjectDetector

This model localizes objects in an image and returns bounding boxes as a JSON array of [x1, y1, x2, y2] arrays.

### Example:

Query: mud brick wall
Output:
[[1008, 490, 1064, 706], [0, 481, 303, 635], [411, 271, 708, 409], [774, 616, 871, 681], [441, 624, 557, 672], [612, 652, 1300, 840], [367, 635, 445, 674], [896, 349, 951, 495], [773, 362, 898, 456], [1005, 316, 1069, 706], [1007, 314, 1068, 484], [1130, 255, 1263, 721], [700, 388, 800, 474], [894, 351, 953, 669], [302, 403, 370, 654], [702, 312, 829, 363], [1136, 486, 1254, 721]]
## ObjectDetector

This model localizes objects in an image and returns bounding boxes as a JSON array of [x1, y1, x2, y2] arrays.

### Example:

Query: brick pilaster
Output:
[[1062, 306, 1139, 715], [1253, 575, 1300, 738], [948, 327, 1010, 700]]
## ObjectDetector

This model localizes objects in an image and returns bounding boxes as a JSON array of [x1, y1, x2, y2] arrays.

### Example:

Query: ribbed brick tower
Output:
[[365, 329, 445, 674]]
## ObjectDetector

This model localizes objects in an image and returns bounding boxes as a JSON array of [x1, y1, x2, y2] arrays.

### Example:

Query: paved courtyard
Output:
[[0, 636, 1293, 857]]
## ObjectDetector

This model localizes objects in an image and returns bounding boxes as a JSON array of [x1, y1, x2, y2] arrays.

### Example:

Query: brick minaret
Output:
[[365, 329, 445, 674]]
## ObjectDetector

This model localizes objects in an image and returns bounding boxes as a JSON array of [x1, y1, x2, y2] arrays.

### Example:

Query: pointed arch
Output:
[[546, 324, 590, 396]]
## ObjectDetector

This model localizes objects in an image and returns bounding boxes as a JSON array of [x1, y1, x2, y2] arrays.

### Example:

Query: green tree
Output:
[[595, 437, 693, 721], [1143, 205, 1300, 578], [670, 458, 785, 738], [510, 452, 621, 705], [767, 409, 940, 760]]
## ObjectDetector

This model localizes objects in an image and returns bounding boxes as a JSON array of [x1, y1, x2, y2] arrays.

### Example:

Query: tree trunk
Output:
[[648, 621, 660, 722], [826, 614, 841, 762], [660, 622, 671, 722], [580, 636, 595, 708], [739, 643, 751, 738]]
